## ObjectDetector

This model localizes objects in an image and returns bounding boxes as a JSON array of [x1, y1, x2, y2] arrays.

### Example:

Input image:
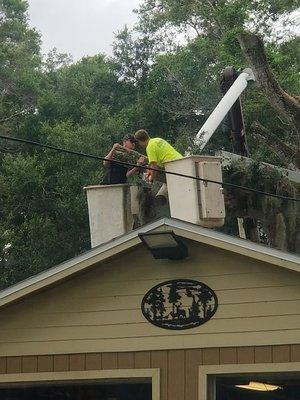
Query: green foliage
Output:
[[0, 52, 139, 287], [43, 48, 73, 73], [0, 0, 299, 289], [0, 123, 106, 288], [113, 25, 159, 85], [0, 24, 140, 287], [266, 37, 300, 95], [0, 0, 41, 126], [223, 160, 299, 252], [137, 0, 299, 39], [38, 55, 134, 124]]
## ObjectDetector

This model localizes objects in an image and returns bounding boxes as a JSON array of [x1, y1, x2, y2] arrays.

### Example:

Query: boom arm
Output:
[[195, 68, 255, 151]]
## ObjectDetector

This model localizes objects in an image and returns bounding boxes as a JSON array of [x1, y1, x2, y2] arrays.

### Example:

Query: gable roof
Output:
[[0, 217, 299, 309]]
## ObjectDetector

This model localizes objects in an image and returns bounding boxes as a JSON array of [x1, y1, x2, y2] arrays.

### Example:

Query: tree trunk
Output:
[[237, 32, 300, 146]]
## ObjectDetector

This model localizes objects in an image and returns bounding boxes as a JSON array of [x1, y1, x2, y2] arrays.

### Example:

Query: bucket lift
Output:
[[165, 68, 255, 229], [85, 67, 256, 241]]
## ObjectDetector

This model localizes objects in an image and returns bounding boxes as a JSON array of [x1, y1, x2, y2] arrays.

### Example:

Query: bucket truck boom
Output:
[[195, 68, 255, 152]]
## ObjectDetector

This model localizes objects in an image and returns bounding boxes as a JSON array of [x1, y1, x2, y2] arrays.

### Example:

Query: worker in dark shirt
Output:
[[103, 135, 145, 184]]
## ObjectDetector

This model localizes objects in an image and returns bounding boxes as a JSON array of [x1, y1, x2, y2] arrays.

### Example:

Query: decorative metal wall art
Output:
[[141, 279, 218, 330]]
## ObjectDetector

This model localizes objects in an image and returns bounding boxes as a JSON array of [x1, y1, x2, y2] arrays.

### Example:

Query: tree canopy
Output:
[[0, 0, 299, 288]]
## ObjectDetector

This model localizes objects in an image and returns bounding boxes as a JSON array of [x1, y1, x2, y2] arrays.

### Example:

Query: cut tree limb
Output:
[[237, 32, 300, 145]]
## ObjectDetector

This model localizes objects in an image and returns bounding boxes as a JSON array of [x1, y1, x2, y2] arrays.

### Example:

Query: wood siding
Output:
[[0, 346, 299, 400], [0, 241, 299, 356]]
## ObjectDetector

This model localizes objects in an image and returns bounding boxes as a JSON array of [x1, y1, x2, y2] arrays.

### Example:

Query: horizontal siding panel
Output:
[[117, 269, 300, 287], [15, 274, 299, 301], [67, 270, 300, 294], [25, 295, 141, 314], [3, 284, 299, 320], [218, 300, 300, 318], [1, 330, 300, 357], [0, 242, 299, 357], [1, 315, 300, 343], [1, 300, 300, 329], [218, 285, 300, 304], [63, 246, 273, 283]]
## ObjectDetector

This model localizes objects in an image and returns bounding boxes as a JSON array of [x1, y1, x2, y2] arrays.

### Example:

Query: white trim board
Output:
[[0, 369, 160, 400], [198, 362, 300, 400]]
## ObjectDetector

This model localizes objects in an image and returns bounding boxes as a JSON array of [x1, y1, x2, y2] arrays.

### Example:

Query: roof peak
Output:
[[0, 217, 299, 309]]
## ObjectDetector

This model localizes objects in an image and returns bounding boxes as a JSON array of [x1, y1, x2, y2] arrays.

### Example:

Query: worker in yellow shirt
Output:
[[134, 129, 182, 202]]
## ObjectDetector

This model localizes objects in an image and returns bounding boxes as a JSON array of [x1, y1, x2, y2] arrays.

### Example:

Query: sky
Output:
[[27, 0, 141, 60], [27, 1, 299, 61]]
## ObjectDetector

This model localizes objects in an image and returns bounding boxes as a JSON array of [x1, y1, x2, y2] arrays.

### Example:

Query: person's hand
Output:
[[148, 174, 153, 182], [137, 156, 146, 165], [145, 170, 153, 182], [112, 143, 121, 151], [111, 143, 122, 154]]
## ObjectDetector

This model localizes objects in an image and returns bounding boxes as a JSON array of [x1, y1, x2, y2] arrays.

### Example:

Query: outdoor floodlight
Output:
[[138, 231, 188, 260]]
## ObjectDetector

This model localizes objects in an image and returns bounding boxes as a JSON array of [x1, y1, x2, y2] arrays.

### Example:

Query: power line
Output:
[[0, 134, 299, 203]]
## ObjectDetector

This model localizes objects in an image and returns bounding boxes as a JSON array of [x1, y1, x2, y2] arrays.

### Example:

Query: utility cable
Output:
[[0, 134, 299, 203]]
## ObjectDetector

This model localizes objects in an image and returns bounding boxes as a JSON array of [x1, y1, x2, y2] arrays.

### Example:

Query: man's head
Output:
[[122, 134, 136, 150], [134, 129, 150, 148]]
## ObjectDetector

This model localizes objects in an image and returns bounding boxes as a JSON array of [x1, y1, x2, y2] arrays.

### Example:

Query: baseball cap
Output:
[[123, 134, 137, 143]]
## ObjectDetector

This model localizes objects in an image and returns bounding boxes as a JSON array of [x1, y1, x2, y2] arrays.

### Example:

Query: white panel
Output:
[[197, 161, 225, 219], [165, 156, 225, 227], [85, 185, 133, 247], [165, 157, 200, 224]]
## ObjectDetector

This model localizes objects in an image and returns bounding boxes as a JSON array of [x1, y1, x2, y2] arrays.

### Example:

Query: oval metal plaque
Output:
[[141, 279, 218, 330]]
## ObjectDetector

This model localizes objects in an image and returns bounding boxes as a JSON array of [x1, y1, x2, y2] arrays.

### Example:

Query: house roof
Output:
[[0, 217, 299, 309]]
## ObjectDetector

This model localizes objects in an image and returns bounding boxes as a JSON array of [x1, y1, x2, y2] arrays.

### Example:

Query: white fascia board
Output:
[[0, 219, 167, 308], [164, 218, 300, 272]]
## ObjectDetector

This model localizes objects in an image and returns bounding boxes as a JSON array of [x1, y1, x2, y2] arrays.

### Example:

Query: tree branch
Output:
[[237, 32, 300, 143], [251, 121, 299, 170], [0, 110, 29, 124], [185, 20, 202, 37]]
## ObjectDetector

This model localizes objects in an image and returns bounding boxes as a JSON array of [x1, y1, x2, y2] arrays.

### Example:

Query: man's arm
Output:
[[147, 162, 158, 182], [126, 156, 146, 178], [146, 142, 158, 181], [103, 143, 120, 166]]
